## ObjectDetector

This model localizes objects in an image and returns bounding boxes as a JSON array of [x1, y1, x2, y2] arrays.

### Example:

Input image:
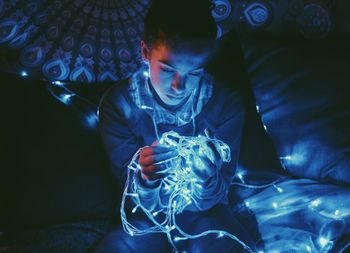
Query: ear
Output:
[[140, 40, 149, 62]]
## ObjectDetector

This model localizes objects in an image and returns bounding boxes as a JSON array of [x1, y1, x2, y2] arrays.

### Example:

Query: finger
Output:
[[141, 164, 157, 175], [141, 172, 165, 181], [153, 150, 179, 163], [140, 151, 178, 166], [142, 162, 177, 182], [197, 154, 216, 170], [206, 141, 221, 161], [154, 165, 174, 175], [153, 145, 177, 154], [140, 146, 176, 157]]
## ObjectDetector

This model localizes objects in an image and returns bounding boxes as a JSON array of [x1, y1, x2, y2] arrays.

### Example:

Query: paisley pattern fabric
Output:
[[0, 0, 150, 82], [0, 0, 343, 83]]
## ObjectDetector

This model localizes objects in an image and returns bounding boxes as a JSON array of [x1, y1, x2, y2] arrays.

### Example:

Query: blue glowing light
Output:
[[84, 113, 98, 128], [119, 129, 349, 252], [280, 155, 292, 160], [311, 199, 321, 208], [120, 131, 255, 253], [52, 80, 63, 85], [60, 93, 74, 104], [318, 236, 330, 248], [21, 70, 28, 77]]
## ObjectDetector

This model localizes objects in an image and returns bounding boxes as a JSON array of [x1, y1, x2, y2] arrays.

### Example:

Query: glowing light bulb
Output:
[[280, 155, 292, 160], [218, 232, 225, 238], [143, 71, 149, 77], [311, 199, 321, 207], [306, 245, 312, 252], [132, 206, 138, 213], [21, 70, 28, 77], [273, 184, 283, 193], [272, 202, 278, 209], [319, 237, 329, 248], [52, 80, 63, 85], [60, 94, 74, 104], [141, 105, 152, 110], [335, 209, 340, 216], [237, 172, 245, 183]]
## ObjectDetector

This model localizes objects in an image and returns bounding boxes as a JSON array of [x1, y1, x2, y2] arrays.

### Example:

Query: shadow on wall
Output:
[[0, 72, 119, 230]]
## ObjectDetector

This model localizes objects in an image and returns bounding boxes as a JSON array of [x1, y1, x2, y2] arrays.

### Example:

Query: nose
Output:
[[171, 72, 186, 92]]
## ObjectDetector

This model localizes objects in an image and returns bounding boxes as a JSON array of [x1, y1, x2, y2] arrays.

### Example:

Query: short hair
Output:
[[143, 0, 217, 50]]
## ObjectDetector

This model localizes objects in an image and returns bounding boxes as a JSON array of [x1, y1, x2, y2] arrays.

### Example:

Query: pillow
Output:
[[239, 36, 350, 185]]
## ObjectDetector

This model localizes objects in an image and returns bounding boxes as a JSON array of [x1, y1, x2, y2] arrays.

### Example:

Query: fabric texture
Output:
[[97, 67, 262, 251], [235, 36, 350, 252]]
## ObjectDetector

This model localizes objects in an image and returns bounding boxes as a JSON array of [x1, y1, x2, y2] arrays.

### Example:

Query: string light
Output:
[[60, 94, 74, 104], [280, 155, 292, 160], [237, 172, 245, 184], [272, 202, 278, 209], [119, 132, 348, 253], [230, 167, 348, 252], [319, 237, 329, 247], [84, 112, 98, 128], [52, 80, 64, 85], [20, 70, 28, 77], [121, 131, 255, 253], [306, 245, 312, 252], [311, 199, 321, 208]]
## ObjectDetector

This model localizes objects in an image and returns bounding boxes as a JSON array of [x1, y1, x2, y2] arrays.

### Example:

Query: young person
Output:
[[95, 0, 257, 252]]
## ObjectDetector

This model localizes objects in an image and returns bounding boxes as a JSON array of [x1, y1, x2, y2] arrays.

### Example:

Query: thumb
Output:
[[151, 140, 159, 147]]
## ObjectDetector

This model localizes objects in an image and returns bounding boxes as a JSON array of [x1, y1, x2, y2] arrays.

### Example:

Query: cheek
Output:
[[150, 71, 172, 89], [149, 68, 161, 87], [186, 76, 201, 90]]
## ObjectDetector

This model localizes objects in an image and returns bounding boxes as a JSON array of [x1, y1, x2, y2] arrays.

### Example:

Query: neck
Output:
[[147, 78, 192, 112]]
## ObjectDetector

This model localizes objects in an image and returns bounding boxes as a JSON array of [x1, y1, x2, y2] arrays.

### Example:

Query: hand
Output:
[[138, 142, 179, 181], [191, 129, 223, 181]]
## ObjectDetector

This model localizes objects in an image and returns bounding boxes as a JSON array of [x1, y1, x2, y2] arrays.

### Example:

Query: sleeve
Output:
[[99, 87, 164, 210], [98, 86, 141, 187], [187, 90, 245, 211]]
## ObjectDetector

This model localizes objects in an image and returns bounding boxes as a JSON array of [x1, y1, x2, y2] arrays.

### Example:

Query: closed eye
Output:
[[188, 71, 202, 77], [160, 66, 175, 73]]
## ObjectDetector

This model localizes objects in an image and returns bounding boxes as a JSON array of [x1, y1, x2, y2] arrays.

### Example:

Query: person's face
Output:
[[141, 40, 210, 106]]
